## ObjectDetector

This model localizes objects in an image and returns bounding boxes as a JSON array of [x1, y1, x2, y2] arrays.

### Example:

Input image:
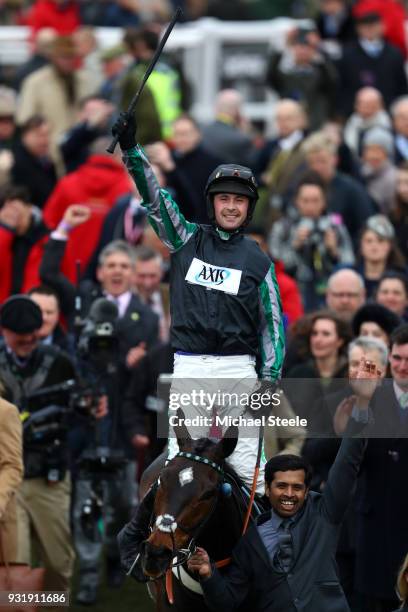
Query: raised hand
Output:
[[145, 142, 175, 172], [350, 356, 382, 403], [62, 204, 91, 228], [126, 342, 147, 369]]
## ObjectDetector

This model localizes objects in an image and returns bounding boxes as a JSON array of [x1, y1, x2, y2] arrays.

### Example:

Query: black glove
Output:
[[112, 111, 137, 151]]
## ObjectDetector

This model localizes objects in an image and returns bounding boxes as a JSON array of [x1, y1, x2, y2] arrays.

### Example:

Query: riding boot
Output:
[[117, 483, 157, 582]]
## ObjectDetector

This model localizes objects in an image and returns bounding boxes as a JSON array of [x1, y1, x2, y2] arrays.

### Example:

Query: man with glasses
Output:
[[326, 268, 366, 321]]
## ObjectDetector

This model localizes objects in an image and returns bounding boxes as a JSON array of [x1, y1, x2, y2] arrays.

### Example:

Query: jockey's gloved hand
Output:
[[112, 111, 137, 151], [248, 379, 280, 417]]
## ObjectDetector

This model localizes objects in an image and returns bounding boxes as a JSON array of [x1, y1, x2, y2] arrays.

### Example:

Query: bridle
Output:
[[140, 425, 264, 604], [147, 451, 225, 575]]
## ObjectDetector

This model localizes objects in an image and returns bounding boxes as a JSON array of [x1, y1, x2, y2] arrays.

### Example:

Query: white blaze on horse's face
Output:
[[179, 467, 194, 487]]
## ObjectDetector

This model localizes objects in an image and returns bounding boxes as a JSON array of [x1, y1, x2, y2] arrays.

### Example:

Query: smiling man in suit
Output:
[[39, 205, 159, 360], [187, 361, 374, 611]]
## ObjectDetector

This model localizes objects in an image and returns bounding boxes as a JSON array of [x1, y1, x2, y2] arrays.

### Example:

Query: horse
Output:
[[136, 416, 264, 611]]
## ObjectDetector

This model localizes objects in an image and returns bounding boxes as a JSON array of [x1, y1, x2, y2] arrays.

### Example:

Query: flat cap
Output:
[[100, 44, 126, 62], [0, 295, 42, 334]]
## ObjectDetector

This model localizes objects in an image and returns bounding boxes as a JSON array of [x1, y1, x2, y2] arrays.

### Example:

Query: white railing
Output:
[[0, 18, 304, 124]]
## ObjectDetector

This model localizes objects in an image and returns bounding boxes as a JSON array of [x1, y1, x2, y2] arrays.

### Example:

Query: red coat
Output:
[[274, 260, 304, 326], [25, 0, 80, 35], [43, 155, 133, 282], [353, 0, 407, 58], [0, 225, 47, 305]]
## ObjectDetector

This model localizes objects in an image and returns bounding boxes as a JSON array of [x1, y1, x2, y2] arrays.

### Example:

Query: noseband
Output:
[[148, 451, 225, 575]]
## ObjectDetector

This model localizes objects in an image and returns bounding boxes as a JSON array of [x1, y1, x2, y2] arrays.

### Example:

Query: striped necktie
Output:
[[275, 519, 293, 573]]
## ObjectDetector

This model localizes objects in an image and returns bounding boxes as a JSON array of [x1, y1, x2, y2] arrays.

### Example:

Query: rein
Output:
[[215, 423, 264, 568], [162, 451, 225, 604], [162, 426, 264, 604]]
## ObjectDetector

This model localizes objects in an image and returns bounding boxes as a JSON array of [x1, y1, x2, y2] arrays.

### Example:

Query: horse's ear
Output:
[[216, 425, 238, 459], [173, 408, 191, 451]]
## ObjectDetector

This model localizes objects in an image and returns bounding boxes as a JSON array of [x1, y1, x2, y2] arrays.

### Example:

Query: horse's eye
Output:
[[199, 490, 214, 502]]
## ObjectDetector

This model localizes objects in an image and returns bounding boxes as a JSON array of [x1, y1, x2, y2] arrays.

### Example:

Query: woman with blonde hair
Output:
[[394, 554, 408, 611], [0, 387, 23, 564]]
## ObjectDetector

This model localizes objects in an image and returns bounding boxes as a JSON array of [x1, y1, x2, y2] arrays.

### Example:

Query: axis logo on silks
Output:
[[185, 257, 242, 294]]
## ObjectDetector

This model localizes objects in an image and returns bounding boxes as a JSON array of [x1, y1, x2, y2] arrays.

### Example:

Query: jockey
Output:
[[112, 113, 285, 493]]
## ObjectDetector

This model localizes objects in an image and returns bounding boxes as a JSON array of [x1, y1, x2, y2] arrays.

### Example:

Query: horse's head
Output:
[[142, 411, 237, 578]]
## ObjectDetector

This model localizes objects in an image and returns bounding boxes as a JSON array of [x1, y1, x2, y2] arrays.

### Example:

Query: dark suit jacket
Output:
[[122, 342, 173, 460], [84, 195, 147, 281], [316, 11, 355, 46], [338, 41, 408, 118], [11, 141, 57, 209], [39, 237, 158, 347], [201, 119, 256, 168], [354, 379, 408, 439], [60, 121, 103, 173], [165, 144, 224, 224], [353, 381, 408, 600], [39, 237, 159, 445], [327, 172, 375, 242], [201, 437, 366, 612]]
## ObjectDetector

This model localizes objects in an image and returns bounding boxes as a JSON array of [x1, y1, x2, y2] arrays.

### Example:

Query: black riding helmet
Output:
[[205, 164, 259, 225]]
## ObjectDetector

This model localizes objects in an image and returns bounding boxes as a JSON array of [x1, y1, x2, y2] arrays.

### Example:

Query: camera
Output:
[[22, 379, 103, 445], [77, 298, 119, 374], [74, 297, 127, 474], [298, 213, 342, 246], [74, 298, 128, 534], [22, 299, 120, 447], [78, 446, 127, 478], [80, 484, 104, 541]]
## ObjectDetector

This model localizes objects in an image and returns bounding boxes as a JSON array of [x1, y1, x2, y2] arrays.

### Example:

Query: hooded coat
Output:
[[0, 215, 48, 304], [25, 0, 80, 35]]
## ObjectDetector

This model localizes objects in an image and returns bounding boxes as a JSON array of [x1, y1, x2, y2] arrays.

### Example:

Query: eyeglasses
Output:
[[329, 292, 361, 299]]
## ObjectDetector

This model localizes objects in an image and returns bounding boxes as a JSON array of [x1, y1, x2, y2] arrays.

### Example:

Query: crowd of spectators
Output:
[[0, 0, 339, 28], [0, 1, 408, 611]]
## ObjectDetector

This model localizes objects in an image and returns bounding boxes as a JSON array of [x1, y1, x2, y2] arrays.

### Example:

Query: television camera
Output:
[[22, 298, 128, 532]]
